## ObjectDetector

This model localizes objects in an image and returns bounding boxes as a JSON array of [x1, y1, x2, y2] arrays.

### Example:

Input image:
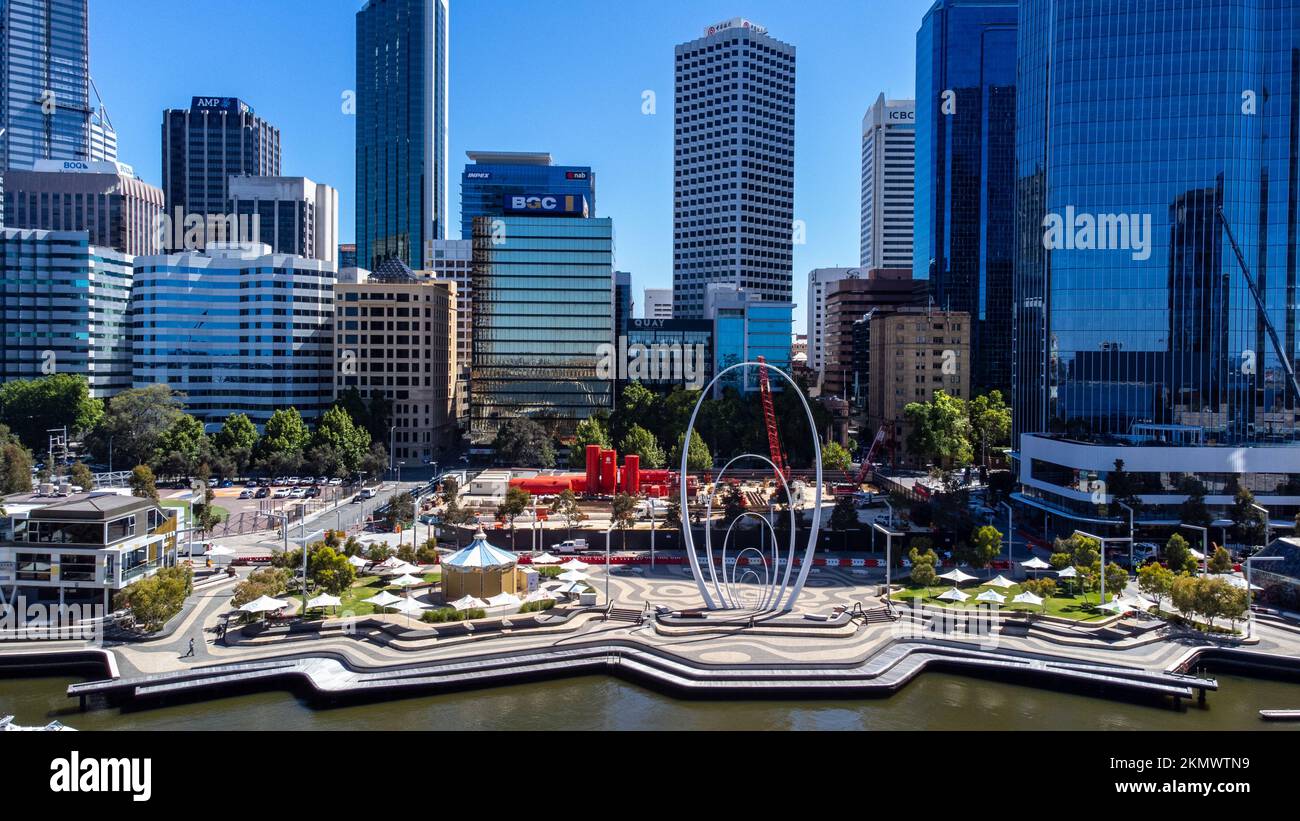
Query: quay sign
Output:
[[504, 194, 589, 217]]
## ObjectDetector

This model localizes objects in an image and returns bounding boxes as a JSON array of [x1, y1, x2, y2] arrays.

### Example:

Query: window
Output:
[[59, 554, 96, 582], [107, 515, 136, 543], [16, 553, 52, 581]]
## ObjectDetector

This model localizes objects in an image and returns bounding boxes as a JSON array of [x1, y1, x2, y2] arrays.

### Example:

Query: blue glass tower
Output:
[[459, 151, 595, 241], [356, 0, 448, 272], [914, 0, 1017, 397], [1013, 0, 1300, 525]]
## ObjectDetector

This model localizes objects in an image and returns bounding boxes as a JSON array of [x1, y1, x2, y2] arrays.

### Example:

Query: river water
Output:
[[2, 672, 1297, 731]]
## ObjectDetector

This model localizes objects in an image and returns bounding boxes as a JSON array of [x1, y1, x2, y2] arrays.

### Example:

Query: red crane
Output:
[[756, 356, 789, 484], [853, 425, 890, 485]]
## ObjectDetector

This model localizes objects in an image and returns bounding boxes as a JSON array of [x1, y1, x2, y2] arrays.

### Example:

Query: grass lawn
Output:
[[318, 570, 443, 619], [891, 581, 1113, 622]]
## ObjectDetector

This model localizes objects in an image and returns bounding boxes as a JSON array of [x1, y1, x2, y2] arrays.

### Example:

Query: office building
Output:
[[3, 159, 163, 255], [806, 267, 864, 376], [338, 243, 357, 270], [356, 0, 449, 270], [860, 95, 915, 269], [705, 283, 792, 396], [131, 243, 334, 427], [460, 151, 595, 241], [614, 271, 633, 337], [672, 18, 796, 318], [161, 97, 281, 230], [0, 491, 180, 609], [334, 259, 457, 463], [866, 307, 970, 467], [470, 213, 614, 441], [426, 238, 472, 421], [820, 270, 926, 401], [916, 0, 1017, 396], [643, 288, 672, 320], [228, 175, 338, 265], [623, 318, 713, 392], [89, 110, 116, 164], [1013, 0, 1300, 526], [0, 228, 133, 396]]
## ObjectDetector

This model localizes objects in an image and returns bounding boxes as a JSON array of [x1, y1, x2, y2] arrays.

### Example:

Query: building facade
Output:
[[820, 270, 926, 401], [860, 95, 915, 269], [672, 18, 796, 318], [459, 151, 595, 241], [228, 175, 339, 265], [623, 317, 713, 393], [1013, 0, 1300, 526], [643, 288, 672, 320], [161, 97, 281, 229], [427, 238, 472, 421], [131, 243, 334, 427], [614, 271, 633, 337], [470, 215, 614, 441], [706, 283, 793, 395], [806, 267, 864, 377], [356, 0, 449, 271], [333, 261, 457, 464], [0, 228, 133, 396], [915, 0, 1017, 397], [866, 307, 971, 467], [3, 159, 163, 255]]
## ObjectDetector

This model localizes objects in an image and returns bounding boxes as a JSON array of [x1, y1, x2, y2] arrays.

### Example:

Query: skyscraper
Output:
[[672, 18, 795, 319], [356, 0, 448, 271], [161, 97, 281, 225], [459, 151, 595, 241], [1013, 0, 1300, 525], [806, 267, 863, 376], [915, 0, 1017, 397], [228, 175, 339, 265], [860, 95, 915, 270]]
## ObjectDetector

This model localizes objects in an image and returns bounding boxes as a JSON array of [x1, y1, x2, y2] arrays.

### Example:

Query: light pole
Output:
[[1117, 501, 1135, 570], [648, 499, 659, 569], [1250, 503, 1271, 556], [871, 521, 903, 604], [1179, 523, 1209, 575], [603, 521, 616, 611], [1075, 529, 1131, 605], [999, 501, 1014, 566], [1244, 556, 1282, 639], [388, 425, 396, 483]]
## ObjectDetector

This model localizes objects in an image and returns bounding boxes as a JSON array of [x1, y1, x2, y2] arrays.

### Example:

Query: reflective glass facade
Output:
[[0, 0, 91, 171], [1015, 0, 1300, 449], [915, 0, 1017, 397], [356, 0, 448, 271], [469, 216, 614, 441], [459, 154, 595, 241]]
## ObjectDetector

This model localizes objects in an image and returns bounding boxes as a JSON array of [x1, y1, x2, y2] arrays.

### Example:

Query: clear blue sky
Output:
[[90, 0, 934, 333]]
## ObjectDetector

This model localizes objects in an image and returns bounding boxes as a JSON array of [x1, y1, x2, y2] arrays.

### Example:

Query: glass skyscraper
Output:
[[356, 0, 448, 272], [1013, 0, 1300, 525], [915, 0, 1017, 397], [672, 18, 796, 319], [459, 151, 595, 241], [469, 215, 614, 441]]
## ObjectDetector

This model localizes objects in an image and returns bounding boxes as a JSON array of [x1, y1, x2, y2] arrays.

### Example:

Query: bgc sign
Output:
[[504, 194, 589, 217]]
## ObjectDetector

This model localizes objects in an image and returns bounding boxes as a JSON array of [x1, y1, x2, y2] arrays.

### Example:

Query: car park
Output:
[[328, 477, 343, 486], [305, 487, 320, 498], [273, 488, 291, 499], [255, 487, 270, 499]]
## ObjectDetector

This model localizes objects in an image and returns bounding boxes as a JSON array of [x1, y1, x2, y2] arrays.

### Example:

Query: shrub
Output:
[[114, 566, 193, 632], [518, 599, 557, 613]]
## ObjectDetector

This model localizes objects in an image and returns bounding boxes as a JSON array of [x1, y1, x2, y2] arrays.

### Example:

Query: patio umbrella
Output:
[[486, 592, 522, 608], [938, 567, 978, 584], [306, 593, 341, 610], [1020, 556, 1050, 571], [347, 555, 369, 569], [976, 589, 1006, 604], [936, 588, 969, 602], [986, 574, 1016, 589], [450, 595, 488, 611], [363, 591, 403, 609], [1056, 566, 1078, 578], [388, 596, 427, 627], [1097, 598, 1127, 614], [373, 555, 404, 570], [1120, 595, 1152, 611], [524, 589, 556, 603], [1011, 591, 1044, 607], [553, 580, 589, 596], [382, 562, 422, 577], [558, 569, 589, 582], [239, 595, 288, 614], [531, 552, 562, 565], [389, 573, 422, 589], [559, 559, 590, 572]]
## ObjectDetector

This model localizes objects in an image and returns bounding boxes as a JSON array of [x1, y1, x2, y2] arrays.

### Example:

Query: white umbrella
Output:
[[531, 552, 562, 565], [382, 562, 422, 576], [936, 588, 969, 602], [205, 545, 236, 557], [389, 573, 422, 588], [525, 589, 556, 602], [559, 559, 590, 571], [450, 595, 487, 611], [1056, 565, 1078, 578], [347, 555, 369, 568], [558, 569, 589, 582], [239, 595, 288, 613], [986, 574, 1016, 589], [1020, 556, 1050, 571], [306, 593, 342, 609], [373, 556, 404, 569], [1120, 595, 1152, 611], [1012, 591, 1044, 607], [486, 592, 522, 608], [1098, 598, 1127, 614], [938, 567, 978, 584], [363, 590, 403, 608], [389, 597, 427, 616], [976, 589, 1006, 604], [553, 580, 589, 595]]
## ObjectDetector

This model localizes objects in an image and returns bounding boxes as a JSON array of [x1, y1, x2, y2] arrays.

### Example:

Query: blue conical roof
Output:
[[443, 529, 517, 570]]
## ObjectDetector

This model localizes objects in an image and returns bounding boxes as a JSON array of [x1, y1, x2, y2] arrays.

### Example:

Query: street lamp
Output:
[[1250, 503, 1271, 554], [1074, 529, 1131, 605], [603, 520, 616, 612], [1178, 523, 1209, 575], [999, 501, 1014, 566], [1117, 501, 1135, 570], [870, 521, 903, 607], [1244, 555, 1283, 639]]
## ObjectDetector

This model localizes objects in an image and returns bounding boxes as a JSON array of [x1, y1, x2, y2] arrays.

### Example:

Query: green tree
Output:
[[1106, 458, 1144, 521], [619, 424, 665, 469], [570, 416, 612, 468], [194, 464, 222, 535], [549, 488, 585, 538], [1171, 574, 1207, 628], [1229, 486, 1267, 548], [610, 381, 661, 444], [307, 544, 356, 595], [1137, 562, 1175, 611], [908, 547, 939, 587], [1177, 476, 1212, 529], [903, 390, 973, 468], [967, 390, 1011, 468], [495, 486, 532, 549], [114, 566, 192, 632], [69, 461, 95, 491], [611, 492, 637, 549], [821, 441, 851, 472], [492, 417, 555, 468], [130, 464, 159, 502], [967, 524, 1003, 569], [1104, 562, 1129, 602], [0, 374, 104, 451], [830, 496, 858, 549], [1162, 532, 1200, 575], [87, 384, 184, 469], [0, 442, 34, 494], [152, 413, 209, 477], [212, 413, 258, 472], [670, 430, 712, 472], [1208, 545, 1233, 575], [257, 407, 311, 464], [312, 405, 371, 474], [384, 491, 415, 530]]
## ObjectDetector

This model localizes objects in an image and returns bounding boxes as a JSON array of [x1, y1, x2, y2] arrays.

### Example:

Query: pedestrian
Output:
[[182, 637, 195, 658]]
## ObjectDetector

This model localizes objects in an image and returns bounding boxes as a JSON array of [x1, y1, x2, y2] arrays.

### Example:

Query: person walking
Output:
[[181, 637, 196, 658]]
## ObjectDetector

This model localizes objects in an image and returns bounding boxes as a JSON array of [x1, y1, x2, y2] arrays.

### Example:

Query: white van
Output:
[[555, 538, 589, 555]]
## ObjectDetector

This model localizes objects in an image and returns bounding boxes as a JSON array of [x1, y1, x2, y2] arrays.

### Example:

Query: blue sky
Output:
[[91, 0, 934, 333]]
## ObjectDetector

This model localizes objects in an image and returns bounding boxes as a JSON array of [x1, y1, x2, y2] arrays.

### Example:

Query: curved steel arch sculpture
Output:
[[677, 361, 822, 612]]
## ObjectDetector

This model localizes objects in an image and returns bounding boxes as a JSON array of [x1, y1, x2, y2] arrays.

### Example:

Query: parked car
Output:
[[328, 477, 343, 486], [273, 489, 291, 499], [207, 477, 219, 488], [220, 479, 235, 488], [238, 489, 254, 499], [305, 487, 320, 498], [255, 487, 271, 499]]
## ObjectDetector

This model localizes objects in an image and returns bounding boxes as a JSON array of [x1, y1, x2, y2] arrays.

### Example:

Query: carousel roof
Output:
[[443, 529, 518, 570]]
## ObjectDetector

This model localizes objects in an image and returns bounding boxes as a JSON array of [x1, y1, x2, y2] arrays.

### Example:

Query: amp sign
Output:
[[504, 194, 589, 217]]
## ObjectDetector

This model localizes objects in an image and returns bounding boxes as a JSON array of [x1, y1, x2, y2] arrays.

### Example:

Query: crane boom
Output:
[[756, 356, 789, 483]]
